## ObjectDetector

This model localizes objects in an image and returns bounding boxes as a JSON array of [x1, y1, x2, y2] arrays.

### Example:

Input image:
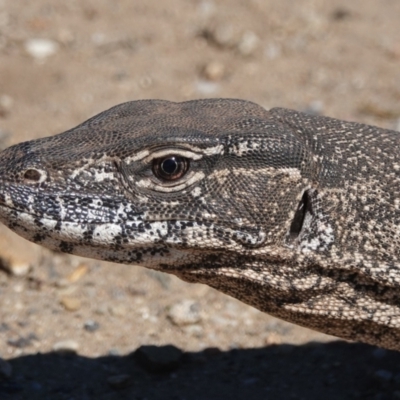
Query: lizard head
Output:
[[4, 98, 400, 350], [0, 99, 315, 275]]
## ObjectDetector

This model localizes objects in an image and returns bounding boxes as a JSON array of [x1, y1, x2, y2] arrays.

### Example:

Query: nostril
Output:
[[23, 169, 44, 182]]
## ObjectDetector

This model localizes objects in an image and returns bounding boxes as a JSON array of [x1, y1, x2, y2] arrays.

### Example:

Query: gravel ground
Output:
[[0, 1, 400, 399]]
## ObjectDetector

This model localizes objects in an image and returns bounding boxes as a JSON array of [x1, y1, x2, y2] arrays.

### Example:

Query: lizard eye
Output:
[[152, 156, 190, 181]]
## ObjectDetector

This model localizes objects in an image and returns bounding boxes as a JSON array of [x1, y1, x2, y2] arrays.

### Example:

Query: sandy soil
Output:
[[0, 0, 400, 399]]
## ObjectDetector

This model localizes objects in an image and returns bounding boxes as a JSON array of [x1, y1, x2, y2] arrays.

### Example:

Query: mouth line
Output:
[[0, 204, 268, 248], [0, 204, 222, 232]]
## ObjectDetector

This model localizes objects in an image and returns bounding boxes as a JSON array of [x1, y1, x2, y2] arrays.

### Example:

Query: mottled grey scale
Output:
[[0, 98, 400, 350]]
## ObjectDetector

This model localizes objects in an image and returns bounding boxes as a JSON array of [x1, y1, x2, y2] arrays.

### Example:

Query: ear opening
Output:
[[289, 190, 313, 240]]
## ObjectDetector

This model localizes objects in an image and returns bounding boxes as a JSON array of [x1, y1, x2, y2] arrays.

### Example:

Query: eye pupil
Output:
[[153, 155, 189, 181], [161, 157, 178, 175]]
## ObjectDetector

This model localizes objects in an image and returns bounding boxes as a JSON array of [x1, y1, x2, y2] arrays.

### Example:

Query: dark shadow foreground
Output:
[[1, 341, 400, 400]]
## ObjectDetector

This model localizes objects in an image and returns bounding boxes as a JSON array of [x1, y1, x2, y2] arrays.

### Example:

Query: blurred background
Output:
[[0, 0, 400, 399]]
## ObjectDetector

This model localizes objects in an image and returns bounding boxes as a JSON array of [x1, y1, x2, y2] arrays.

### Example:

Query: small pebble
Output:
[[304, 100, 324, 116], [167, 300, 203, 326], [84, 320, 100, 332], [195, 80, 220, 95], [95, 304, 108, 315], [24, 38, 59, 60], [202, 61, 225, 81], [60, 296, 81, 311], [0, 323, 10, 332], [53, 340, 79, 354], [57, 28, 74, 45], [13, 284, 25, 293], [209, 24, 236, 48], [197, 1, 216, 18], [182, 324, 204, 338], [0, 257, 31, 277], [7, 333, 37, 348], [107, 374, 131, 389], [138, 76, 153, 89], [331, 7, 351, 21], [109, 304, 127, 317], [237, 31, 260, 56], [265, 43, 281, 60], [67, 264, 88, 283], [55, 278, 70, 288], [108, 348, 120, 356], [0, 357, 12, 379]]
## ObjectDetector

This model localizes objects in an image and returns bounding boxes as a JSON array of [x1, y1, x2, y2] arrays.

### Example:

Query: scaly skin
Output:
[[0, 99, 399, 349]]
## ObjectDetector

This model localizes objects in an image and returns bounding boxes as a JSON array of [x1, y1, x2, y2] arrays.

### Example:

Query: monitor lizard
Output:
[[0, 98, 399, 350]]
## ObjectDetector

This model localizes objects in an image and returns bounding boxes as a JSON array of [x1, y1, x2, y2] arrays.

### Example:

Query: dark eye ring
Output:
[[152, 156, 190, 181]]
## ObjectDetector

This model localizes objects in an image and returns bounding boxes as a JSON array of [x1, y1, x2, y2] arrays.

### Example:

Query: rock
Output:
[[197, 1, 216, 18], [167, 300, 203, 326], [0, 255, 31, 277], [108, 304, 127, 317], [7, 262, 31, 277], [60, 296, 81, 312], [95, 304, 108, 315], [0, 358, 12, 379], [138, 75, 153, 89], [237, 31, 260, 56], [108, 348, 120, 356], [135, 345, 183, 373], [201, 61, 225, 81], [126, 286, 147, 297], [107, 374, 131, 389], [182, 324, 204, 338], [0, 226, 41, 276], [304, 100, 324, 116], [24, 38, 59, 60], [83, 320, 100, 332], [265, 43, 281, 60], [12, 284, 24, 293], [206, 24, 237, 48], [67, 264, 89, 283], [54, 278, 70, 288], [202, 25, 259, 56], [195, 80, 220, 95], [53, 340, 79, 354], [57, 28, 75, 45], [7, 333, 38, 348], [331, 8, 351, 21]]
